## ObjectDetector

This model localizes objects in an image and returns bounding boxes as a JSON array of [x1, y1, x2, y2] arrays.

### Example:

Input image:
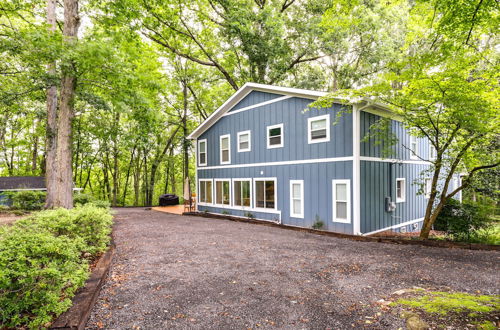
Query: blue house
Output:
[[188, 83, 461, 235]]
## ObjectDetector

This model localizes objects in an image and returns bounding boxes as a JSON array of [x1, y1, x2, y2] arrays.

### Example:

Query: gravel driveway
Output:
[[86, 208, 499, 329]]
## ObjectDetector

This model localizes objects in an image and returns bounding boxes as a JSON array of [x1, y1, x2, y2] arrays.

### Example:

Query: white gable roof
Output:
[[188, 82, 392, 139]]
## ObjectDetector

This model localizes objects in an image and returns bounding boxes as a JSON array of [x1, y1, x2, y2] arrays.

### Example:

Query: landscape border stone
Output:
[[50, 237, 115, 330], [183, 211, 500, 251]]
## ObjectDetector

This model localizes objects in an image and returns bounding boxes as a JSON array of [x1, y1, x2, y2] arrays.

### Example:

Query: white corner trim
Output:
[[289, 180, 304, 218], [223, 95, 292, 117], [362, 217, 424, 236], [197, 156, 353, 170], [237, 130, 251, 152], [266, 123, 284, 149], [332, 179, 351, 224], [352, 105, 361, 235], [307, 114, 330, 144], [219, 134, 231, 165]]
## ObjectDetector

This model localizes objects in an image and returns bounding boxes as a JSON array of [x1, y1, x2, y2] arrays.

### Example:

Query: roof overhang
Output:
[[188, 82, 395, 139]]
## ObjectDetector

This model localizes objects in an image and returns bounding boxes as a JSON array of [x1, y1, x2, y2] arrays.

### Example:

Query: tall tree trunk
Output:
[[182, 82, 189, 195], [52, 0, 80, 208], [122, 144, 136, 206], [45, 0, 58, 208], [111, 112, 120, 206]]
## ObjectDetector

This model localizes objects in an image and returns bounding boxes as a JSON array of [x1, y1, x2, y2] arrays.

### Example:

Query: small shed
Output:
[[0, 176, 47, 206]]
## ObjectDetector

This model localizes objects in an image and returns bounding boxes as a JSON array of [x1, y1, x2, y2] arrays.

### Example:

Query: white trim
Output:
[[195, 141, 199, 211], [0, 188, 80, 191], [200, 205, 281, 216], [198, 156, 353, 170], [332, 179, 351, 224], [199, 210, 281, 223], [237, 130, 251, 152], [352, 105, 361, 235], [214, 178, 231, 206], [198, 179, 214, 205], [429, 144, 437, 161], [289, 180, 304, 218], [307, 114, 330, 144], [219, 134, 231, 165], [266, 123, 284, 149], [362, 217, 424, 236], [360, 156, 430, 165], [396, 178, 406, 203], [409, 135, 419, 160], [232, 178, 253, 209], [198, 139, 207, 167], [254, 177, 278, 211], [223, 95, 292, 116]]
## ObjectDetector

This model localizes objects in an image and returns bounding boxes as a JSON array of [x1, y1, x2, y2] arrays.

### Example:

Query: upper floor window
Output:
[[237, 130, 251, 152], [220, 134, 231, 164], [255, 178, 276, 209], [424, 178, 432, 198], [332, 180, 350, 223], [396, 178, 406, 203], [198, 139, 207, 166], [308, 114, 330, 144], [409, 135, 419, 159], [267, 124, 283, 149], [429, 144, 437, 160]]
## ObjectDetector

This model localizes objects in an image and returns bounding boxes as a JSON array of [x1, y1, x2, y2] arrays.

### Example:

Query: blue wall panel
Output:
[[229, 91, 284, 112], [198, 161, 354, 234], [199, 96, 352, 167]]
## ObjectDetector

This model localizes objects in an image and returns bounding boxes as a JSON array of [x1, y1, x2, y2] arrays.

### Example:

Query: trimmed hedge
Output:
[[10, 190, 46, 211], [0, 205, 113, 328]]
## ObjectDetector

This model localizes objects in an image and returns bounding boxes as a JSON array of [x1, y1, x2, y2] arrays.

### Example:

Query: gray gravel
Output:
[[86, 208, 499, 329]]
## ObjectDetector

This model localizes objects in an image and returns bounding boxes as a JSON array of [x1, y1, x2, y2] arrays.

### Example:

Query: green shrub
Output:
[[89, 200, 111, 209], [312, 215, 324, 229], [73, 193, 94, 206], [0, 226, 89, 328], [10, 190, 45, 211], [19, 205, 113, 256], [0, 205, 113, 328], [434, 199, 493, 242]]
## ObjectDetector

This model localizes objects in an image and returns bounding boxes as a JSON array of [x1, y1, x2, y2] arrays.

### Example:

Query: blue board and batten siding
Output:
[[195, 89, 441, 235]]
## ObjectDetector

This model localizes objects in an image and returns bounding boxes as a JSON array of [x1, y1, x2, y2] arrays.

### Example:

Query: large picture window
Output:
[[290, 180, 304, 218], [198, 139, 207, 166], [332, 180, 350, 223], [220, 134, 231, 164], [215, 179, 231, 205], [308, 114, 330, 144], [199, 179, 213, 204], [233, 179, 251, 207], [267, 124, 283, 149], [255, 179, 276, 209]]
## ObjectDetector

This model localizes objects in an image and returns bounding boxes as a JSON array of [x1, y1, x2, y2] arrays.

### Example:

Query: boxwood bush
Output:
[[10, 190, 46, 211], [0, 205, 113, 328]]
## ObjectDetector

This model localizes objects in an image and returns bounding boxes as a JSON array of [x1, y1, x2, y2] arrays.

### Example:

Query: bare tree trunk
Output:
[[182, 82, 189, 194], [45, 0, 58, 208], [111, 112, 120, 206], [53, 0, 80, 208]]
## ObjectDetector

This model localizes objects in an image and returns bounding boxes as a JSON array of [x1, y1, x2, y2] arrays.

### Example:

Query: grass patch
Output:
[[396, 291, 500, 315]]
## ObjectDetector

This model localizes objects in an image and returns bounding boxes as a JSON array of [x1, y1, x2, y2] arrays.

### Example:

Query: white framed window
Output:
[[198, 179, 213, 205], [429, 144, 437, 160], [332, 179, 350, 223], [424, 178, 432, 198], [396, 178, 406, 203], [307, 114, 330, 144], [409, 135, 419, 159], [215, 179, 231, 206], [237, 130, 251, 152], [290, 180, 304, 218], [267, 124, 283, 149], [254, 178, 277, 210], [198, 139, 207, 166], [219, 134, 231, 164], [233, 179, 252, 208]]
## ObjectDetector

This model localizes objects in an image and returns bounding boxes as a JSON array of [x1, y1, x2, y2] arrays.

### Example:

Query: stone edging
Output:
[[183, 212, 500, 251], [50, 238, 115, 330]]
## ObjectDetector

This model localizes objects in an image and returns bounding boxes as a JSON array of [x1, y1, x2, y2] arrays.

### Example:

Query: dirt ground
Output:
[[86, 208, 499, 329], [0, 213, 24, 226]]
